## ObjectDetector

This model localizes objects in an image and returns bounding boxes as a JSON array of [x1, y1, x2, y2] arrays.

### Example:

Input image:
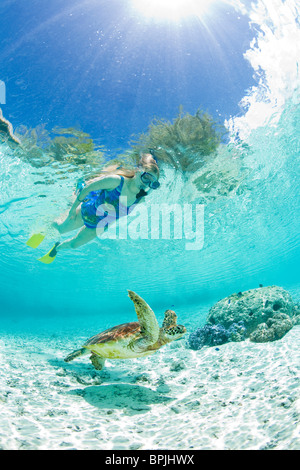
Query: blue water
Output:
[[0, 0, 255, 151], [0, 0, 299, 451]]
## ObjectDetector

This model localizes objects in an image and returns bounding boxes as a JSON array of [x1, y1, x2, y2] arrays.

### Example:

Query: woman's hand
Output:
[[68, 175, 121, 218], [68, 195, 82, 218]]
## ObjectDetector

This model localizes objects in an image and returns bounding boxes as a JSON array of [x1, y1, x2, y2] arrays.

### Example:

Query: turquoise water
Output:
[[0, 0, 299, 451], [1, 98, 299, 327]]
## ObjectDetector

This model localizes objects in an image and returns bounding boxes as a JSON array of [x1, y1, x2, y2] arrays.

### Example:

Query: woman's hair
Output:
[[88, 153, 159, 183], [137, 153, 160, 178]]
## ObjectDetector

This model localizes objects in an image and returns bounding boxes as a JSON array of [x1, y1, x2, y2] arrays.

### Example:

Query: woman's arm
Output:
[[69, 175, 121, 217], [79, 175, 121, 200]]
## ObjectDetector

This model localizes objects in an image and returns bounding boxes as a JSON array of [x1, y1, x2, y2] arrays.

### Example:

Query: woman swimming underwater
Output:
[[27, 153, 160, 263]]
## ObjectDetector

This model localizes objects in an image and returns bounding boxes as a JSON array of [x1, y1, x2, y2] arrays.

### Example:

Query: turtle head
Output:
[[163, 325, 186, 342], [162, 309, 177, 329], [162, 310, 186, 342]]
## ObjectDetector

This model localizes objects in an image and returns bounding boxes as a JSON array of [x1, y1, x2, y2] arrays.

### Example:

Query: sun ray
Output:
[[130, 0, 217, 22]]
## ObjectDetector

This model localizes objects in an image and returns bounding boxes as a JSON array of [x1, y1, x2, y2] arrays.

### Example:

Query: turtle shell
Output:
[[84, 322, 141, 346]]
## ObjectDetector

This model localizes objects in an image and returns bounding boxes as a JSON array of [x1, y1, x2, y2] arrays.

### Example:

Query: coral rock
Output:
[[249, 323, 275, 343], [188, 322, 246, 350], [250, 312, 294, 343], [207, 286, 294, 335]]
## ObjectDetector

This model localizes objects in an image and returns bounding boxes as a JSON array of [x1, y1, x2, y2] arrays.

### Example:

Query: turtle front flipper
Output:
[[127, 290, 159, 344], [64, 347, 88, 363], [128, 336, 153, 353]]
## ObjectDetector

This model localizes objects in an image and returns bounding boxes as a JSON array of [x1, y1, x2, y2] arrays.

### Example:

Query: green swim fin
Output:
[[26, 233, 45, 248], [38, 242, 60, 264]]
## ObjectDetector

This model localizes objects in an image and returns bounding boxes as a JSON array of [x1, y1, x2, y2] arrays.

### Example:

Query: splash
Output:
[[227, 0, 300, 140]]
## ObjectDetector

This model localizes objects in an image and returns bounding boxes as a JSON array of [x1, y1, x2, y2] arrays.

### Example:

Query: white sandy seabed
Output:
[[0, 323, 299, 451]]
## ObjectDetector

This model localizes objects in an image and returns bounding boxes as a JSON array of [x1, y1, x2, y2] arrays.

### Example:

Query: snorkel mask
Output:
[[140, 172, 160, 189]]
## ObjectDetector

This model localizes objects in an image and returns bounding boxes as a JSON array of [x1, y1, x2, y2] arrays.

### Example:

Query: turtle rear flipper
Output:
[[90, 354, 105, 370], [64, 347, 88, 363]]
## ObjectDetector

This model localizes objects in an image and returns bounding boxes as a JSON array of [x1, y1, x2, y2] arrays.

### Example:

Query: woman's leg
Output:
[[56, 225, 99, 251], [53, 206, 84, 234]]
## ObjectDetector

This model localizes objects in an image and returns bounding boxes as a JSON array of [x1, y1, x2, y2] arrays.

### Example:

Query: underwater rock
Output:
[[207, 286, 295, 335], [293, 303, 300, 324], [189, 324, 227, 349], [188, 322, 246, 350], [249, 323, 275, 343], [249, 313, 294, 343]]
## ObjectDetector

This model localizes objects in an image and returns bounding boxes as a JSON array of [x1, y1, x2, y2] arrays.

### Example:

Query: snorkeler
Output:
[[27, 153, 160, 264]]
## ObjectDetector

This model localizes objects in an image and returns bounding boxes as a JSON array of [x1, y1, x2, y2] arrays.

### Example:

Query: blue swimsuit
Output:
[[81, 176, 140, 229]]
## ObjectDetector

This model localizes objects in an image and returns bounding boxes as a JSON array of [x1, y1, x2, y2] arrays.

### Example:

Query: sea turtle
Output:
[[64, 290, 186, 370]]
